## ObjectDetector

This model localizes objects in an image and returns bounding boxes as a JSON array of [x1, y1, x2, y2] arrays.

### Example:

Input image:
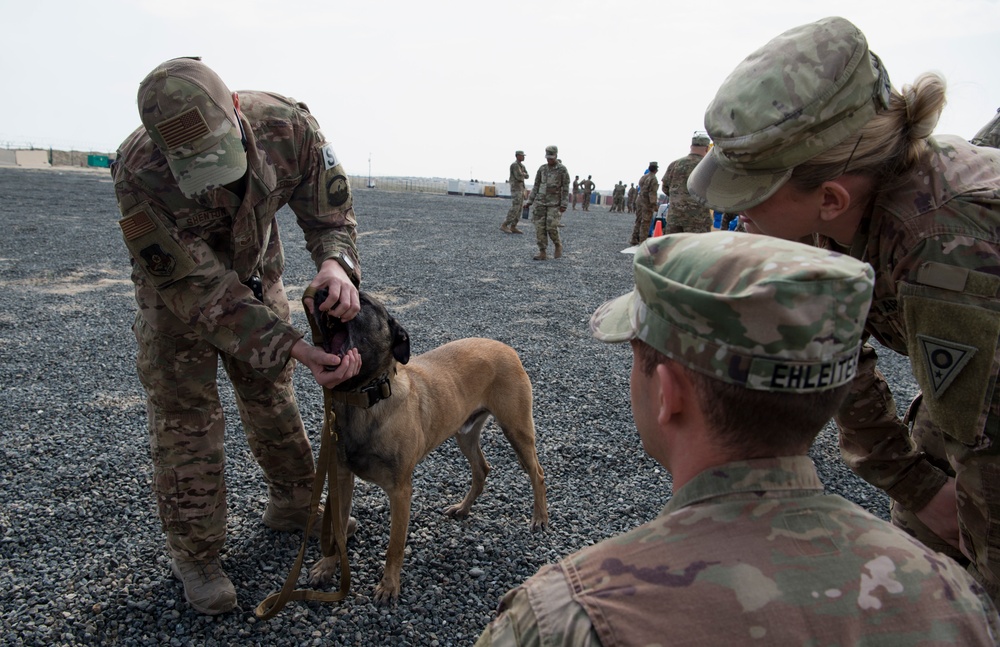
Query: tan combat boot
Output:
[[171, 556, 237, 615], [264, 495, 358, 538], [533, 250, 547, 261], [509, 226, 524, 234], [554, 243, 562, 258], [500, 224, 511, 233]]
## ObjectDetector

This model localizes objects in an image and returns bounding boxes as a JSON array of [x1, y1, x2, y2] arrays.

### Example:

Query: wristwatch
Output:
[[332, 251, 360, 286]]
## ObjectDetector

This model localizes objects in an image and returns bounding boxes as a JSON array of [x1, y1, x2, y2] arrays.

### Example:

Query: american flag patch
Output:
[[155, 107, 210, 150], [120, 209, 156, 241]]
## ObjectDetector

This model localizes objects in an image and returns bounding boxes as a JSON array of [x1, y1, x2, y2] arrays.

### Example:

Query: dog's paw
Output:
[[373, 576, 401, 605], [441, 502, 471, 519], [308, 555, 340, 586], [531, 516, 549, 532]]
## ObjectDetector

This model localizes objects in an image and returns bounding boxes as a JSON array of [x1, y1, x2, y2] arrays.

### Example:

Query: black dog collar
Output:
[[330, 374, 392, 409]]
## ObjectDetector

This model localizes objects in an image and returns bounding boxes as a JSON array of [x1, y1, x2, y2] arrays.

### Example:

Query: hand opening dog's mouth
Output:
[[311, 287, 354, 360]]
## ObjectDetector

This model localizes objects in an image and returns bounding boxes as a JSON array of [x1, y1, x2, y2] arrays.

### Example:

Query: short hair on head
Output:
[[633, 339, 851, 457]]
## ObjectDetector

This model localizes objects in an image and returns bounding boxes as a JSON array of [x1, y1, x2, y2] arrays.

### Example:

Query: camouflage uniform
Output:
[[580, 176, 595, 211], [630, 167, 658, 245], [502, 153, 529, 231], [663, 152, 711, 233], [972, 107, 1000, 149], [571, 176, 580, 210], [477, 232, 1000, 646], [113, 74, 359, 561], [527, 147, 570, 257], [611, 182, 625, 212], [626, 183, 637, 213], [684, 17, 1000, 606], [477, 458, 1000, 647], [823, 136, 1000, 602]]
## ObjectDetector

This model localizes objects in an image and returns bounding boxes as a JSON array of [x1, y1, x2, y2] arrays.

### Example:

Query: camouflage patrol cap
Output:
[[545, 145, 558, 159], [688, 17, 892, 212], [516, 150, 525, 156], [590, 232, 875, 392], [137, 57, 248, 198], [691, 133, 711, 147]]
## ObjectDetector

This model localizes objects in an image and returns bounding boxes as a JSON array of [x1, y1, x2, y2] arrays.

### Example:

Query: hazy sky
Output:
[[3, 1, 998, 191]]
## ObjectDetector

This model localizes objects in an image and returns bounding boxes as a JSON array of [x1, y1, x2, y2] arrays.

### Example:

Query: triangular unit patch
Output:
[[917, 334, 977, 399]]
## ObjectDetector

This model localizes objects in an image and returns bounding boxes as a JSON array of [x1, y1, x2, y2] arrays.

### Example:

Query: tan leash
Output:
[[254, 286, 351, 619]]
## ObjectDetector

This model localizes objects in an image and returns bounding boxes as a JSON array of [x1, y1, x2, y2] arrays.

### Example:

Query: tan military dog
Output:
[[306, 290, 549, 603]]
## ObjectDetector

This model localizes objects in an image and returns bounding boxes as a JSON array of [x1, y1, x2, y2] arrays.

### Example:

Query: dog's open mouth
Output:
[[312, 288, 353, 358], [321, 318, 350, 359]]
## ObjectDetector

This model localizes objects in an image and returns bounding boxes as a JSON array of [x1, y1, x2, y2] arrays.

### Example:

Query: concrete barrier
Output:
[[14, 150, 50, 167], [0, 149, 15, 166]]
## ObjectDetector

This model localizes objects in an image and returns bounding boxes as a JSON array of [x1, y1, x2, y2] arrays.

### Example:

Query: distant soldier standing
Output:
[[526, 145, 570, 260], [630, 162, 658, 245], [111, 57, 363, 615], [626, 182, 637, 213], [611, 181, 625, 212], [571, 175, 581, 210], [663, 133, 712, 233], [581, 175, 595, 211], [501, 150, 528, 234]]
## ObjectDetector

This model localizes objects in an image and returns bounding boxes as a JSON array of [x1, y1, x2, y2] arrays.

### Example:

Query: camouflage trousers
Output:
[[891, 393, 1000, 606], [631, 204, 654, 245], [612, 196, 625, 212], [503, 187, 525, 229], [133, 277, 315, 561], [532, 204, 562, 251], [582, 192, 592, 211]]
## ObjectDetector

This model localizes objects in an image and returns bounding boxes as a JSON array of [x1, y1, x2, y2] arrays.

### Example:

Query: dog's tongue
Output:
[[325, 329, 350, 358]]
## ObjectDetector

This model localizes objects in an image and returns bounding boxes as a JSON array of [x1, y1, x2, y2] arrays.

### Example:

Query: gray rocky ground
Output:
[[0, 167, 915, 645]]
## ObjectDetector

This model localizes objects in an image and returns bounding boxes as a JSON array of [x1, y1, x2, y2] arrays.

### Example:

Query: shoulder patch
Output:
[[321, 143, 339, 171], [119, 209, 156, 241], [916, 334, 977, 398], [118, 203, 196, 288]]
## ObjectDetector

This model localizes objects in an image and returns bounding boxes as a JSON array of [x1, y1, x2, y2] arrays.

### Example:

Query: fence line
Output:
[[348, 176, 448, 194]]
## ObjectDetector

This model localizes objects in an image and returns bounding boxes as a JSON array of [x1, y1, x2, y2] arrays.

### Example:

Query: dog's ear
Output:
[[389, 315, 411, 364]]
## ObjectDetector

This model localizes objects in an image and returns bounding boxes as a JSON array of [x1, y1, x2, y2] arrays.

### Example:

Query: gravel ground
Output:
[[0, 167, 918, 646]]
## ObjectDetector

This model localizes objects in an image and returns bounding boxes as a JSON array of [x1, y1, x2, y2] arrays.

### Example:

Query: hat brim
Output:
[[589, 290, 639, 343], [168, 126, 248, 198], [687, 147, 792, 213]]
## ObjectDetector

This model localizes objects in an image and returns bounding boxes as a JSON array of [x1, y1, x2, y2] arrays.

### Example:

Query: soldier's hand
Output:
[[309, 258, 360, 321], [291, 340, 362, 389]]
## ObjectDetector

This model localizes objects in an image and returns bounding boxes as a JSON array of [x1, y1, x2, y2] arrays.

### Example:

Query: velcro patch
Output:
[[321, 142, 339, 170], [155, 107, 210, 150], [119, 209, 156, 240], [118, 203, 196, 288], [917, 334, 976, 398]]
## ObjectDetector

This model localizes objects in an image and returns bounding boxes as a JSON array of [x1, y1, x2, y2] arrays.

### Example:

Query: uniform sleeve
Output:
[[114, 182, 301, 382], [476, 566, 602, 647], [838, 227, 1000, 510], [529, 167, 542, 204], [285, 110, 360, 281], [835, 341, 949, 511], [559, 168, 571, 209]]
